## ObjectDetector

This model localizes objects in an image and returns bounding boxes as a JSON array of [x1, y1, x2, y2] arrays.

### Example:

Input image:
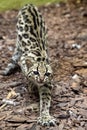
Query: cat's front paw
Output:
[[37, 115, 56, 126]]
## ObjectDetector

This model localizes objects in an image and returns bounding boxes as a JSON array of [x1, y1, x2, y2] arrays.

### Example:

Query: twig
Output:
[[0, 88, 18, 110], [0, 82, 22, 88]]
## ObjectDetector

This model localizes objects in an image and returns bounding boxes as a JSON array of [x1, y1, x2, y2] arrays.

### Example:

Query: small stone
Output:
[[83, 88, 87, 94], [72, 74, 80, 82], [71, 82, 80, 92], [72, 44, 81, 49]]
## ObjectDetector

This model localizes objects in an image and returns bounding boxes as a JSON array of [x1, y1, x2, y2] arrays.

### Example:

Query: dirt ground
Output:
[[0, 3, 87, 130]]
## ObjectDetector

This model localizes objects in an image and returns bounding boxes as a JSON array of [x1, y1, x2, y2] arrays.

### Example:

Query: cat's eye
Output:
[[33, 71, 39, 75], [45, 72, 51, 76]]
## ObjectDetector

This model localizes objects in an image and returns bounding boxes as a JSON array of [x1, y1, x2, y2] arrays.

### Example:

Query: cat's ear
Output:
[[26, 59, 33, 68], [18, 58, 33, 68]]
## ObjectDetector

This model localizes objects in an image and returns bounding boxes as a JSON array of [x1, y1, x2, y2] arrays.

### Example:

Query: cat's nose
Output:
[[40, 77, 44, 82]]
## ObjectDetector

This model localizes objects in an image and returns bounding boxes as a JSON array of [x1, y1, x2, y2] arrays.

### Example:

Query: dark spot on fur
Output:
[[30, 26, 37, 37], [27, 40, 31, 45], [37, 57, 41, 62], [23, 34, 29, 39], [32, 50, 41, 56], [42, 40, 45, 50], [23, 15, 28, 19], [19, 26, 23, 31], [23, 15, 31, 23], [19, 20, 23, 24], [42, 92, 47, 96], [46, 58, 49, 63], [22, 41, 26, 46], [21, 7, 27, 11], [22, 11, 26, 15], [42, 57, 45, 61], [25, 48, 29, 51], [30, 37, 36, 42], [24, 24, 28, 31], [17, 25, 19, 29], [18, 35, 22, 41], [29, 9, 37, 30]]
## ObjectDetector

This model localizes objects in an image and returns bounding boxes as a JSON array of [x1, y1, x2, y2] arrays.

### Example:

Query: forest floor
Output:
[[0, 3, 87, 130]]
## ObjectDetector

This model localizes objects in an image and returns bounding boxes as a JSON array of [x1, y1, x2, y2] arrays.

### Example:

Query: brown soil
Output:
[[0, 3, 87, 130]]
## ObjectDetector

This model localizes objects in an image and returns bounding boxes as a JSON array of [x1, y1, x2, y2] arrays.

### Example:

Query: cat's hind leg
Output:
[[2, 49, 21, 76]]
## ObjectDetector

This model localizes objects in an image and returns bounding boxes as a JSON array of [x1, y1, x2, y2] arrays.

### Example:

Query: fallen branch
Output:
[[0, 82, 22, 88], [0, 88, 19, 110]]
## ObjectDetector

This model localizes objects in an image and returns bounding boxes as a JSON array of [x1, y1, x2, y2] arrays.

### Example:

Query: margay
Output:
[[3, 4, 56, 126]]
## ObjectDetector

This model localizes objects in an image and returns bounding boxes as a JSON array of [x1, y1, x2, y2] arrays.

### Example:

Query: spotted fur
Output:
[[3, 4, 56, 126]]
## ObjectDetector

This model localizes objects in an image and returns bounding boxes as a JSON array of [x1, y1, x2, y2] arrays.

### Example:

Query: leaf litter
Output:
[[0, 2, 87, 130]]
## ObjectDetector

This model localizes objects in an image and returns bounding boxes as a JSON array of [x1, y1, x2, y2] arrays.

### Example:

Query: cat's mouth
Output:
[[37, 80, 44, 85], [36, 79, 50, 86]]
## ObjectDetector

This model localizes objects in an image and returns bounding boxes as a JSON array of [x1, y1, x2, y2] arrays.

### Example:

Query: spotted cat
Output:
[[3, 4, 56, 126]]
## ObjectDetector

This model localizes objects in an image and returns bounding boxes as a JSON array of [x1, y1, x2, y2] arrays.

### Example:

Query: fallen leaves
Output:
[[0, 2, 87, 130]]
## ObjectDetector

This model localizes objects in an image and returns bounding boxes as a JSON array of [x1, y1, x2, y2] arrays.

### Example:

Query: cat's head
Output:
[[27, 61, 52, 84]]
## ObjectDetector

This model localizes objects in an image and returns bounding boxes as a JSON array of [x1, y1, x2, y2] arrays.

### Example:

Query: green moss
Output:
[[0, 0, 61, 12]]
